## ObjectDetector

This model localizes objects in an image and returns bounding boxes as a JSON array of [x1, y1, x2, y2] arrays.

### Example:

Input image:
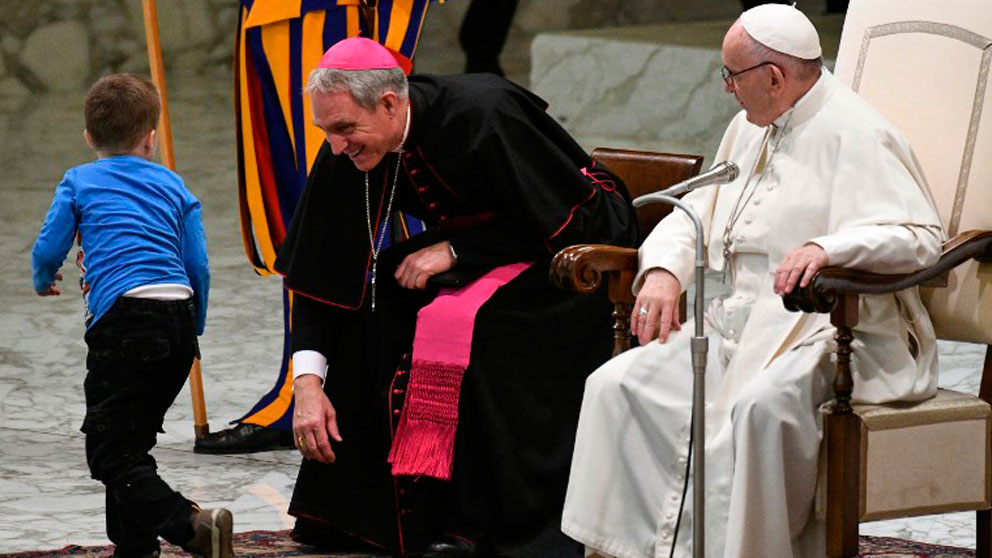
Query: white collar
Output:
[[772, 67, 834, 130]]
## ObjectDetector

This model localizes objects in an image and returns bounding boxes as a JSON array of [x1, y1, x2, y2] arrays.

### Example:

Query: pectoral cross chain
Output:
[[722, 233, 733, 284], [371, 260, 378, 312]]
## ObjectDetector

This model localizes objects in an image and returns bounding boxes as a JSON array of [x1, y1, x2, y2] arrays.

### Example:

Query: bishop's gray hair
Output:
[[305, 67, 408, 111]]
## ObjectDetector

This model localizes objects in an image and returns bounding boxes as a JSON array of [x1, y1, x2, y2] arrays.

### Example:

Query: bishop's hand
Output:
[[395, 241, 456, 290], [293, 375, 343, 464]]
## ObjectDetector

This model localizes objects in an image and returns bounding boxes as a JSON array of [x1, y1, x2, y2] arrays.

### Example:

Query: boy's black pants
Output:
[[82, 297, 199, 557]]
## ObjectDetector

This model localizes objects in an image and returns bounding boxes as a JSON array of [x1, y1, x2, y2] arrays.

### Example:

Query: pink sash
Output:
[[387, 262, 533, 480]]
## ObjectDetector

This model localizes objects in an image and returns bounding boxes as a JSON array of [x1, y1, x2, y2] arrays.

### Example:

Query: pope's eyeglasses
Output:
[[721, 61, 775, 86]]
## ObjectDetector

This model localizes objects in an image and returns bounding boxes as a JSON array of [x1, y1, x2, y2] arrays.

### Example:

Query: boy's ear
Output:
[[83, 129, 95, 150], [139, 128, 158, 159]]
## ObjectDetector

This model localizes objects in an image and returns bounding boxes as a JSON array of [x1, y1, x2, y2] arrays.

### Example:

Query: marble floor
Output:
[[0, 39, 987, 558]]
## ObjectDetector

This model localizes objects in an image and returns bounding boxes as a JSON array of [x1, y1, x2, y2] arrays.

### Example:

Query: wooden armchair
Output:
[[779, 0, 992, 556], [551, 148, 703, 356], [784, 234, 992, 557]]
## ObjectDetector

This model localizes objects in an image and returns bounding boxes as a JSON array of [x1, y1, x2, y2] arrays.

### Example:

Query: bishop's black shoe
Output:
[[423, 533, 489, 557], [193, 423, 294, 454]]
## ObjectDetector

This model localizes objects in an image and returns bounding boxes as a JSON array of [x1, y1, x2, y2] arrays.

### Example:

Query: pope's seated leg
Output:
[[724, 342, 833, 557], [563, 331, 698, 558]]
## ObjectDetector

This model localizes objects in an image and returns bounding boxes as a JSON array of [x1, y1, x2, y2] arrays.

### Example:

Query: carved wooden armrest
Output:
[[551, 244, 639, 355], [783, 229, 992, 314], [550, 244, 638, 299]]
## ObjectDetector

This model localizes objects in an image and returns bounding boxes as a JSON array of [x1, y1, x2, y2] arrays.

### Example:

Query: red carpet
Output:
[[0, 531, 976, 557]]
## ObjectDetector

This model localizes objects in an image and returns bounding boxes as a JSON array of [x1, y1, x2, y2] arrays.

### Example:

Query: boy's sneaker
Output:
[[185, 507, 234, 558]]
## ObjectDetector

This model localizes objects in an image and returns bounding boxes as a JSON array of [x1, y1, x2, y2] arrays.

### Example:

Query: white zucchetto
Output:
[[739, 3, 822, 60]]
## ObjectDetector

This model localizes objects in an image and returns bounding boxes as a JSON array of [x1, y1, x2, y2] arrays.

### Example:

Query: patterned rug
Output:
[[0, 531, 976, 558]]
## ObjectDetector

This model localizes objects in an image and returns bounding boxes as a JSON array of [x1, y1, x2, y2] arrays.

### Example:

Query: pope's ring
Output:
[[638, 307, 650, 316]]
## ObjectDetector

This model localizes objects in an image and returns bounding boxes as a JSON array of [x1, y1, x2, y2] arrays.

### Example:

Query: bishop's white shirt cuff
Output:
[[292, 350, 327, 384]]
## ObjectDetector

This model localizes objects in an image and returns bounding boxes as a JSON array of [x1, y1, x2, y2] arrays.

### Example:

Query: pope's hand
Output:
[[395, 241, 455, 290], [632, 268, 682, 345], [293, 375, 343, 464], [775, 243, 828, 295]]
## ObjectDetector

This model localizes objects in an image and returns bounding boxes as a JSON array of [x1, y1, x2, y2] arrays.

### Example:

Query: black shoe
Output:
[[424, 534, 488, 557], [193, 423, 294, 454]]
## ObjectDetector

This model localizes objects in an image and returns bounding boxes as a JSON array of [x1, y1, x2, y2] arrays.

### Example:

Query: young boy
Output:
[[31, 74, 230, 558]]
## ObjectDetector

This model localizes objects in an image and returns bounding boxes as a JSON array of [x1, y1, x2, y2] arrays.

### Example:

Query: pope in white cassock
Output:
[[561, 4, 946, 558]]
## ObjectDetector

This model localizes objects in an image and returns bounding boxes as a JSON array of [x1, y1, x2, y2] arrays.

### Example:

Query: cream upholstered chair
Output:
[[783, 0, 992, 556]]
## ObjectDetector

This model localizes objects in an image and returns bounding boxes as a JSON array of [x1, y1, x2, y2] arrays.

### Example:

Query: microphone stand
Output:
[[632, 192, 708, 558]]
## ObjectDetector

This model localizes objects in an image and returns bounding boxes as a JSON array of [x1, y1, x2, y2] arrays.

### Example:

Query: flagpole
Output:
[[141, 0, 210, 439], [141, 0, 175, 169]]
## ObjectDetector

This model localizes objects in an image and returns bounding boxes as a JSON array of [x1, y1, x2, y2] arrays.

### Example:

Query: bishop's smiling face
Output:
[[310, 90, 404, 172]]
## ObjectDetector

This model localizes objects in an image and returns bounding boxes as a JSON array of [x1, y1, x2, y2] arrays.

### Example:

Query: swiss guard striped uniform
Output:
[[207, 0, 431, 447]]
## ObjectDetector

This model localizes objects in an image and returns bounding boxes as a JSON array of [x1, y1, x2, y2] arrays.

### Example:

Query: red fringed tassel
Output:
[[388, 359, 466, 480]]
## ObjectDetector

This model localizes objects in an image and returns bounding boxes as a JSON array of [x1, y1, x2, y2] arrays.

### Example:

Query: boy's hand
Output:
[[37, 272, 63, 296]]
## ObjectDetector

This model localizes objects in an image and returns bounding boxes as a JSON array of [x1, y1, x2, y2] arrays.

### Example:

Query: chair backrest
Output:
[[591, 148, 704, 235], [833, 0, 992, 344]]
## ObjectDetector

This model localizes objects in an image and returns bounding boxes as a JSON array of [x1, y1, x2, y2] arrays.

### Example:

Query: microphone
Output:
[[633, 161, 739, 207]]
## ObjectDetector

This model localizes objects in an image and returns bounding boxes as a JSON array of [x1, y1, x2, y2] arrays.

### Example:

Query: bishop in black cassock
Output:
[[275, 37, 638, 558]]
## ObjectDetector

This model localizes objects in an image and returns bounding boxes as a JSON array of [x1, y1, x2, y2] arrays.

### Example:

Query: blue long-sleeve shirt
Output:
[[32, 155, 209, 333]]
